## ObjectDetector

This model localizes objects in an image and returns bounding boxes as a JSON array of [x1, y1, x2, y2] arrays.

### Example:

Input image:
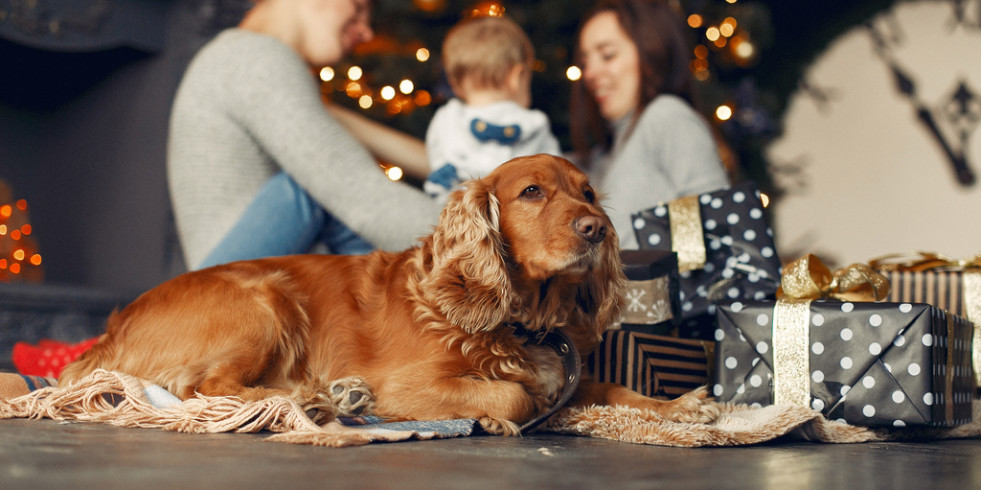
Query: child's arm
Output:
[[325, 104, 430, 181]]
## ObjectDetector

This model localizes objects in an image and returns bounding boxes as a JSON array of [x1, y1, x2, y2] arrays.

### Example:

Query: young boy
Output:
[[424, 15, 561, 202]]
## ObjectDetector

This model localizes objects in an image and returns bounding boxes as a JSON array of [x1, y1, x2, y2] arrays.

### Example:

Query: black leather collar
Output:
[[511, 325, 582, 434]]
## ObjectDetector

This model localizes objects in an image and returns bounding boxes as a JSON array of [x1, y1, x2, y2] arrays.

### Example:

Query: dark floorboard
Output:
[[2, 418, 981, 489]]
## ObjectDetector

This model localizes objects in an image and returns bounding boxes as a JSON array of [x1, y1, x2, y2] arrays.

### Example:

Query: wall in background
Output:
[[767, 1, 981, 266]]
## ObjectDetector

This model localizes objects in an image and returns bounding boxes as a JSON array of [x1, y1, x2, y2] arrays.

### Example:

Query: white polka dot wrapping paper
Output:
[[713, 300, 975, 428], [631, 182, 781, 338]]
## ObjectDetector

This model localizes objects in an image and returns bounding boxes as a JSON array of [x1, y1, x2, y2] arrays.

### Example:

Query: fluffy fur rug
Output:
[[2, 370, 980, 447]]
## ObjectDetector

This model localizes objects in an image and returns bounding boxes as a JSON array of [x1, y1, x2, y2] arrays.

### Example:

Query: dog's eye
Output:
[[584, 188, 596, 203], [521, 185, 545, 200]]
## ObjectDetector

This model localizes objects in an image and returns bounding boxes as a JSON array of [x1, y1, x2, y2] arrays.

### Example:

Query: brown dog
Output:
[[60, 154, 716, 434]]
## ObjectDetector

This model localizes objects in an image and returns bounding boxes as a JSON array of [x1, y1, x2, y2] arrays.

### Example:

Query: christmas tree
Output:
[[0, 180, 44, 283]]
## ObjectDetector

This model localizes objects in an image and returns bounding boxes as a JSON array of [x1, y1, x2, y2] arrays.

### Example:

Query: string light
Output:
[[415, 48, 430, 62], [380, 85, 396, 100], [319, 67, 335, 82], [715, 104, 734, 121], [566, 66, 582, 81], [347, 66, 363, 81], [399, 79, 414, 94]]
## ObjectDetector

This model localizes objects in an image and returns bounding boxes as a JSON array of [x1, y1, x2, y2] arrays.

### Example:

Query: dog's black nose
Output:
[[573, 215, 607, 243]]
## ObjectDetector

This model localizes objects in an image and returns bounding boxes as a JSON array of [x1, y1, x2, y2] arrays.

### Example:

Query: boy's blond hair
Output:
[[442, 16, 534, 92]]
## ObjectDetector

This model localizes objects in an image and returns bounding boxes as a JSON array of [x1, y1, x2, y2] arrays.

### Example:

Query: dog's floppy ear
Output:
[[576, 226, 626, 342], [422, 179, 514, 333]]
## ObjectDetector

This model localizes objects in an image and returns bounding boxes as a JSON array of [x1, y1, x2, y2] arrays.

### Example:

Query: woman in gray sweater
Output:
[[571, 0, 729, 250], [168, 0, 441, 270]]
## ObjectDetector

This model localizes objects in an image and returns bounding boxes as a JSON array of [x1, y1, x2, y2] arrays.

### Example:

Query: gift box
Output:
[[588, 329, 713, 398], [870, 253, 981, 386], [616, 250, 679, 333], [631, 182, 781, 331], [713, 300, 974, 427]]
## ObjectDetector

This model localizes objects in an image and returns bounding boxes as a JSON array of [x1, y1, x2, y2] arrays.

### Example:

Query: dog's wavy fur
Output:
[[61, 155, 716, 434]]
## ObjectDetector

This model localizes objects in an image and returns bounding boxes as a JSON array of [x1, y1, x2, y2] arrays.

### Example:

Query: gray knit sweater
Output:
[[167, 29, 441, 268], [588, 94, 729, 250]]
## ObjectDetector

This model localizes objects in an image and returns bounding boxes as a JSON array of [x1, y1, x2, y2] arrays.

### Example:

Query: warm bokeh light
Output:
[[469, 1, 505, 18], [347, 66, 363, 81], [706, 26, 721, 42], [9, 230, 20, 240], [566, 66, 582, 81], [0, 205, 10, 218], [399, 79, 414, 94], [15, 199, 26, 211], [319, 67, 335, 82], [687, 14, 703, 28], [0, 224, 6, 235], [385, 166, 404, 181], [416, 48, 430, 62], [20, 224, 30, 236], [694, 45, 708, 59], [9, 263, 19, 274], [760, 193, 770, 208], [30, 254, 42, 266], [13, 249, 25, 261], [345, 81, 363, 98], [715, 104, 733, 121], [380, 85, 396, 100], [733, 37, 756, 60], [720, 17, 737, 37], [414, 90, 432, 106], [0, 259, 5, 269], [358, 95, 373, 109]]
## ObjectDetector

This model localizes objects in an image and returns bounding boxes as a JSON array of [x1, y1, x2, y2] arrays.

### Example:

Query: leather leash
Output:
[[512, 325, 582, 434]]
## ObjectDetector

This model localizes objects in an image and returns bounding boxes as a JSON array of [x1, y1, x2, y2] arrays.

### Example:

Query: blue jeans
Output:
[[195, 172, 375, 270]]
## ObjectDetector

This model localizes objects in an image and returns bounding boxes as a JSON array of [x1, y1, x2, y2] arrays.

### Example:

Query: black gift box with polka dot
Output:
[[713, 300, 975, 427], [631, 182, 781, 337]]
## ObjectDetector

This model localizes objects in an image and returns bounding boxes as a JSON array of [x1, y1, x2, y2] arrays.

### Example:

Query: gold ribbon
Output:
[[770, 254, 891, 408], [772, 299, 811, 408], [966, 271, 981, 387], [777, 254, 891, 302], [869, 251, 981, 272], [946, 313, 955, 423], [667, 195, 706, 273]]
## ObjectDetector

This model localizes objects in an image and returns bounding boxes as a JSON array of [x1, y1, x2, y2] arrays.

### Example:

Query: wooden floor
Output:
[[2, 418, 981, 489]]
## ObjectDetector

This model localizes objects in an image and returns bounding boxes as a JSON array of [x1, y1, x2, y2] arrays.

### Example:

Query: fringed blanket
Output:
[[2, 370, 981, 448]]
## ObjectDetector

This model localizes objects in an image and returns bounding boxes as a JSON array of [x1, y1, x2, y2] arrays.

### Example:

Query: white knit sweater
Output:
[[167, 29, 441, 268]]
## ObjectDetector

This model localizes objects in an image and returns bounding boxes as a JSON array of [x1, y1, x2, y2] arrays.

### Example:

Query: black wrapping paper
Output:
[[713, 300, 974, 427], [617, 250, 679, 332], [631, 182, 781, 327]]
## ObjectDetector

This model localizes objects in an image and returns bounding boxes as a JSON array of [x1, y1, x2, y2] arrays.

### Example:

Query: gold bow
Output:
[[777, 254, 891, 302], [869, 251, 981, 272]]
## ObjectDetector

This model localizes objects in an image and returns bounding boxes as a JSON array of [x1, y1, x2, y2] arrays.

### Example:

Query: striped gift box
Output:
[[587, 329, 713, 398], [878, 269, 974, 318]]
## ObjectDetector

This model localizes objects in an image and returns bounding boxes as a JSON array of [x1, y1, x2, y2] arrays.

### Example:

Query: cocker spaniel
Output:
[[61, 154, 717, 434]]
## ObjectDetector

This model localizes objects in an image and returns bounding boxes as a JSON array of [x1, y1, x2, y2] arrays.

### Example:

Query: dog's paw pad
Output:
[[328, 376, 375, 417]]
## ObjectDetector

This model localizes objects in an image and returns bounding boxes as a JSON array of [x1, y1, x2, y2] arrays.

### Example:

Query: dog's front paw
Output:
[[478, 416, 520, 436], [328, 376, 375, 417], [662, 386, 720, 424]]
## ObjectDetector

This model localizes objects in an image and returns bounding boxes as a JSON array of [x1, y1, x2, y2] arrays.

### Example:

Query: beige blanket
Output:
[[2, 370, 980, 447]]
